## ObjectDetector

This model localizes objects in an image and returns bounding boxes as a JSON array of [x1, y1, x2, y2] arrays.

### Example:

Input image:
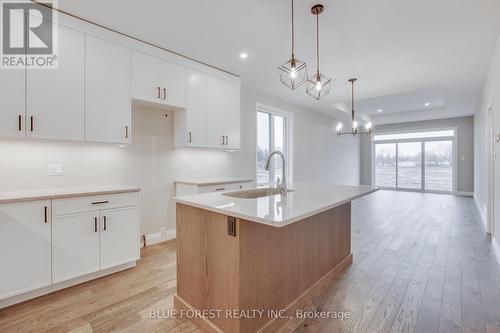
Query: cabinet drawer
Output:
[[53, 192, 138, 216]]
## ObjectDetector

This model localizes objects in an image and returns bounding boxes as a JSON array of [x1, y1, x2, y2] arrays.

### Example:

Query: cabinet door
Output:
[[132, 51, 161, 103], [52, 212, 100, 283], [26, 25, 85, 141], [185, 69, 208, 147], [100, 207, 139, 270], [206, 76, 226, 148], [0, 201, 51, 299], [85, 35, 131, 144], [0, 68, 25, 138], [161, 61, 187, 108], [223, 81, 241, 149]]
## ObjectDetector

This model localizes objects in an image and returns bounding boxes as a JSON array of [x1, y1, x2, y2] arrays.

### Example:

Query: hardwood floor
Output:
[[1, 190, 499, 333]]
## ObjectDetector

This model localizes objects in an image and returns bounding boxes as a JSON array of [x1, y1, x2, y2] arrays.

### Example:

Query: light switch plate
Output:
[[48, 164, 63, 176]]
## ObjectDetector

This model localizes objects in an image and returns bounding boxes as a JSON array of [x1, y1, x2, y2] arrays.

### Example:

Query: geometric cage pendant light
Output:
[[306, 4, 332, 100], [278, 0, 308, 90], [336, 78, 372, 137]]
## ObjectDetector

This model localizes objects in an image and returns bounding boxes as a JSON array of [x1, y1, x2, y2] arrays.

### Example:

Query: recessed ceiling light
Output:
[[240, 53, 248, 59], [377, 109, 383, 113], [425, 102, 430, 106]]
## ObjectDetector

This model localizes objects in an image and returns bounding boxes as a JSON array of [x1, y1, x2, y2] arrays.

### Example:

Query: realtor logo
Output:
[[1, 0, 58, 68]]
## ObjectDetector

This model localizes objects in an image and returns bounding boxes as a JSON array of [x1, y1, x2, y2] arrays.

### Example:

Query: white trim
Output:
[[0, 261, 136, 309], [474, 195, 489, 234], [456, 191, 473, 197], [144, 228, 176, 246], [492, 237, 500, 266]]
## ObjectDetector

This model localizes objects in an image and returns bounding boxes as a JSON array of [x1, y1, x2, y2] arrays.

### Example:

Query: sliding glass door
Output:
[[374, 130, 455, 193], [425, 141, 453, 192], [375, 144, 396, 188], [397, 142, 422, 190]]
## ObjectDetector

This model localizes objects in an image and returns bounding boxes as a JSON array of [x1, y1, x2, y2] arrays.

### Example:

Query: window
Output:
[[373, 128, 455, 193], [256, 105, 293, 186]]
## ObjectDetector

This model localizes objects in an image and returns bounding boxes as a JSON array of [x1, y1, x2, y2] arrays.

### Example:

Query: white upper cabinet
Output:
[[206, 76, 241, 150], [132, 51, 162, 104], [223, 81, 241, 150], [0, 68, 25, 139], [26, 25, 85, 141], [161, 61, 187, 108], [132, 51, 187, 108], [175, 70, 208, 147], [0, 200, 51, 300], [207, 76, 226, 148], [85, 35, 131, 144]]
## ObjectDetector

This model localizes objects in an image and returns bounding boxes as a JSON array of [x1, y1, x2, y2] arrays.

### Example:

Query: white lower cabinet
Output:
[[52, 193, 139, 283], [52, 212, 100, 283], [0, 192, 140, 305], [0, 201, 51, 299], [100, 207, 139, 269]]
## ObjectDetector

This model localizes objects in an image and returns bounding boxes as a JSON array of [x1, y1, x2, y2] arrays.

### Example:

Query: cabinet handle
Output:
[[163, 88, 167, 100], [216, 187, 226, 191], [225, 136, 229, 145], [188, 132, 192, 143], [30, 116, 34, 132], [44, 206, 48, 223], [18, 115, 22, 131], [157, 87, 161, 99], [221, 136, 225, 145], [94, 217, 98, 232], [125, 125, 129, 139], [103, 216, 107, 231], [92, 200, 109, 205]]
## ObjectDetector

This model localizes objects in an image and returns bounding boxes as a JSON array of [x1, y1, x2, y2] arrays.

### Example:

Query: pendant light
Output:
[[278, 0, 308, 90], [306, 4, 331, 100], [336, 78, 372, 137]]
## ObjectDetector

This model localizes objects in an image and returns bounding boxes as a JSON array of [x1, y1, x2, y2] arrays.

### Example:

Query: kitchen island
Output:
[[173, 183, 377, 333]]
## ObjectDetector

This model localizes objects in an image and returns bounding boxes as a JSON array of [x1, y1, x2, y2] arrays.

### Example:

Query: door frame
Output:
[[487, 103, 494, 234], [372, 127, 457, 194]]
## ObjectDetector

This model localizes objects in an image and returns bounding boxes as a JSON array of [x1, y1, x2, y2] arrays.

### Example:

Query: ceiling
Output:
[[57, 0, 500, 122]]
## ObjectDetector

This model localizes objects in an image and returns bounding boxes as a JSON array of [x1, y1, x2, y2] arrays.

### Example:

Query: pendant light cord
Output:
[[316, 12, 320, 75], [351, 80, 355, 123], [291, 0, 294, 58]]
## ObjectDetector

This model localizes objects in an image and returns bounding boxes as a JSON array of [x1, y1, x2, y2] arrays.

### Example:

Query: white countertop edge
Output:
[[174, 178, 254, 186], [0, 185, 141, 205], [175, 187, 379, 228]]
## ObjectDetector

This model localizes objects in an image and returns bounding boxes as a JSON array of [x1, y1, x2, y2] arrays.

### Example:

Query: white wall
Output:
[[0, 87, 360, 236], [474, 33, 500, 241]]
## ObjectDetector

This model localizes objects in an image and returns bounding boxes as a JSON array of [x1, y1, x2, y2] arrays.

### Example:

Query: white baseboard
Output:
[[493, 237, 500, 266], [474, 195, 489, 233], [144, 228, 176, 246], [456, 191, 473, 197]]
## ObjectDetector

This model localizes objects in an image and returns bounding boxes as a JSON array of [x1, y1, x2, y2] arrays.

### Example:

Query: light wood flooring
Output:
[[1, 190, 500, 333]]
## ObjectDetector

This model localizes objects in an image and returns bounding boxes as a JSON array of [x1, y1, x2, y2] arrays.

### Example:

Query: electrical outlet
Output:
[[48, 164, 63, 176], [192, 163, 198, 172]]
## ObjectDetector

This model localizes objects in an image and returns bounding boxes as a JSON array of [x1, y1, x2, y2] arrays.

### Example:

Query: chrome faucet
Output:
[[265, 151, 287, 195]]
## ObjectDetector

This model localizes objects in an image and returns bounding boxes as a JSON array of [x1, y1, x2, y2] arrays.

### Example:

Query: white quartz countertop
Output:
[[174, 183, 378, 227], [0, 185, 140, 204], [174, 177, 254, 186]]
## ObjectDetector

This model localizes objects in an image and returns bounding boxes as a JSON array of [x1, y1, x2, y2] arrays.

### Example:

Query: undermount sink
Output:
[[223, 188, 294, 199]]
